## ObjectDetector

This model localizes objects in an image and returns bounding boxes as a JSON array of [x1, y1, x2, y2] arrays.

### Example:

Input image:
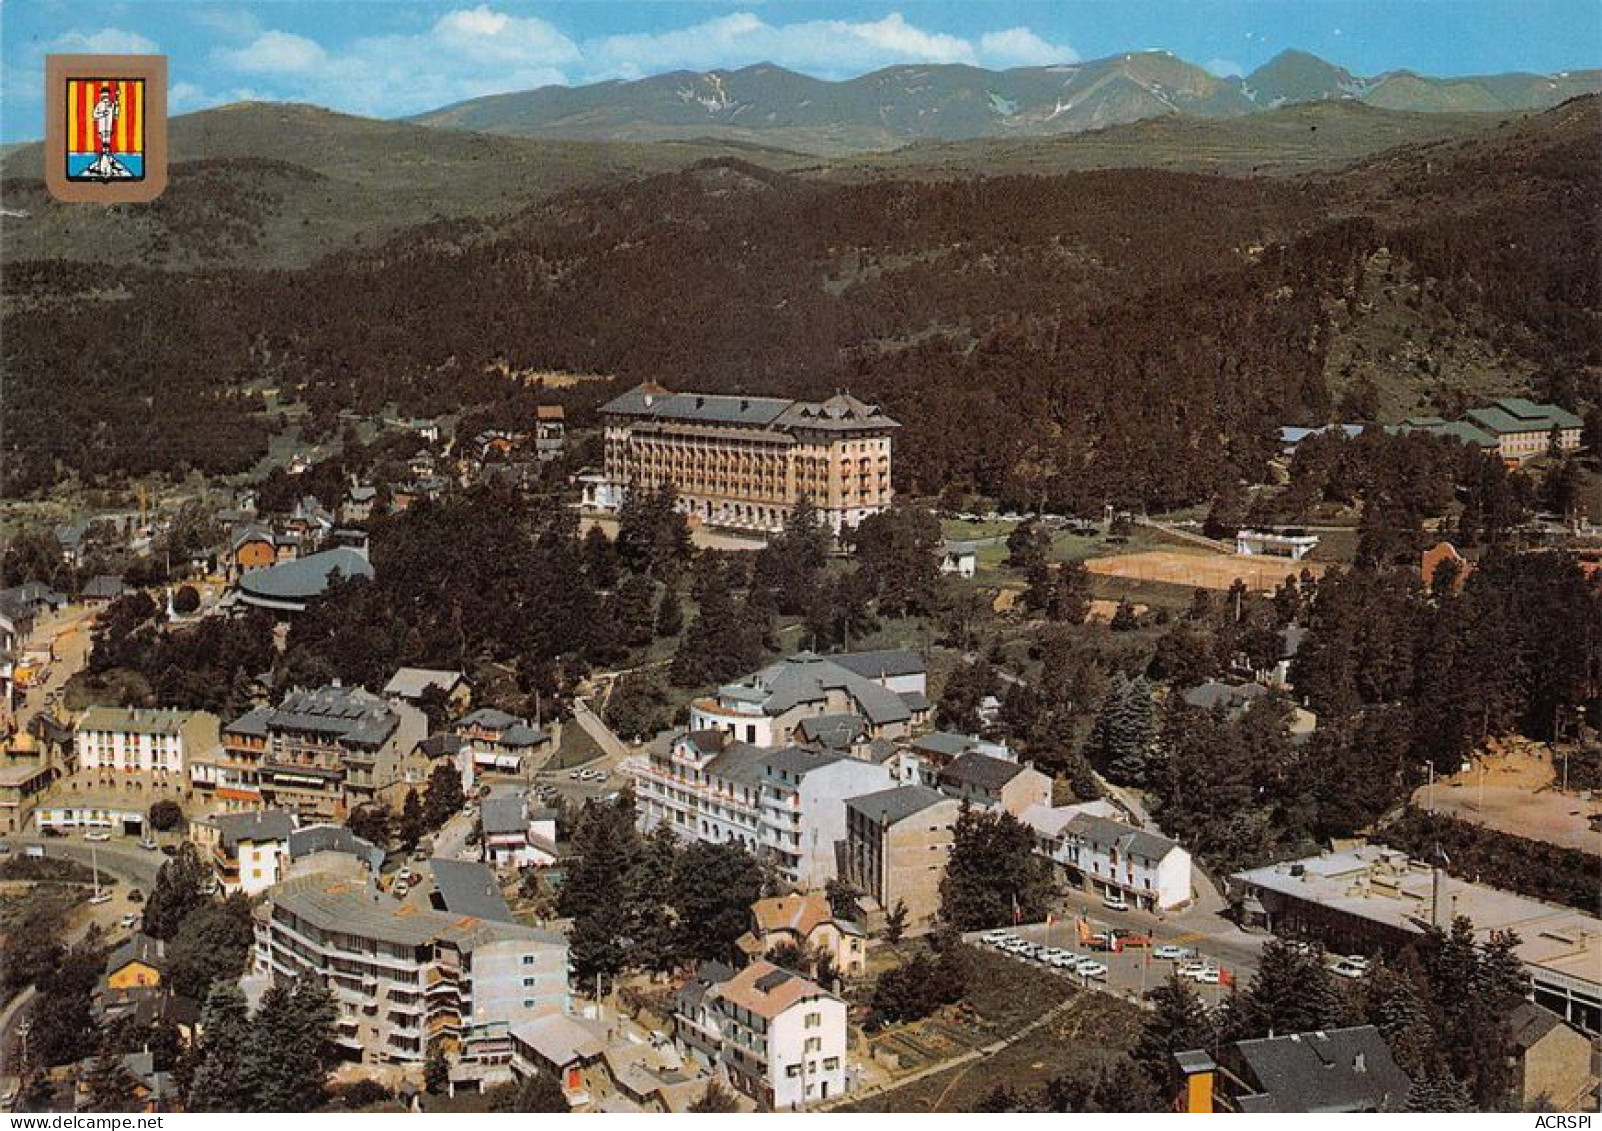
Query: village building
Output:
[[1463, 397, 1584, 463], [735, 892, 866, 977], [214, 684, 426, 820], [1173, 1026, 1411, 1113], [1231, 846, 1602, 1034], [935, 751, 1051, 816], [594, 383, 897, 538], [688, 649, 928, 748], [673, 960, 847, 1110], [938, 541, 979, 579], [535, 405, 566, 461], [32, 792, 147, 837], [191, 809, 297, 895], [76, 706, 221, 779], [758, 748, 894, 887], [1505, 1001, 1596, 1110], [1234, 529, 1319, 561], [0, 757, 57, 836], [383, 667, 472, 715], [1022, 805, 1193, 911], [479, 789, 560, 869], [452, 707, 553, 785], [255, 873, 568, 1065], [842, 785, 961, 935]]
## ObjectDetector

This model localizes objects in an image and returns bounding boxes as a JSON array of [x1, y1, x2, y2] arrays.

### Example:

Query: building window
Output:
[[804, 1037, 821, 1054], [805, 1012, 821, 1029], [823, 1057, 839, 1071]]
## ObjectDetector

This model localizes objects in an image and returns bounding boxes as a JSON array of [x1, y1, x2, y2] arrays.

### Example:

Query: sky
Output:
[[4, 0, 1598, 141]]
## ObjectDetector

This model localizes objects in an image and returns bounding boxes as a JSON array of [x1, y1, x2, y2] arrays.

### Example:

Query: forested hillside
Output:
[[4, 97, 1597, 505]]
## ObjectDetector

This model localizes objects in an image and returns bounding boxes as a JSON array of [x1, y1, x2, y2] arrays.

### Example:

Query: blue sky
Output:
[[4, 1, 1598, 141]]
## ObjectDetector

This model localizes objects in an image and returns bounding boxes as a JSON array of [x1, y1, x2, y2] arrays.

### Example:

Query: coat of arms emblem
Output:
[[45, 54, 167, 203]]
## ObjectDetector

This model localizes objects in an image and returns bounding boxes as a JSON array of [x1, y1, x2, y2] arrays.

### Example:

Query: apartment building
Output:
[[75, 707, 221, 777], [842, 785, 961, 935], [675, 960, 847, 1111], [1022, 804, 1193, 911], [935, 751, 1051, 817], [210, 685, 427, 820], [452, 707, 553, 784], [255, 873, 568, 1065], [193, 809, 297, 895], [689, 649, 928, 748], [595, 383, 898, 538], [759, 748, 893, 887], [630, 730, 891, 886]]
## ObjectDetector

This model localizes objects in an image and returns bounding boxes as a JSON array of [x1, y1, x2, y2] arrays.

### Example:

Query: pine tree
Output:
[[142, 842, 209, 940], [653, 583, 684, 638], [186, 981, 254, 1112], [1133, 975, 1215, 1091], [398, 788, 425, 850], [424, 1046, 450, 1095], [884, 900, 908, 944], [689, 1078, 740, 1113], [83, 1045, 139, 1113], [250, 977, 337, 1112], [423, 762, 466, 830], [938, 804, 1051, 931]]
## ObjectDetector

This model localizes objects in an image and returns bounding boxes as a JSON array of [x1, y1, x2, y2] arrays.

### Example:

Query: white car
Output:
[[1176, 962, 1209, 980], [1102, 892, 1129, 912], [1075, 961, 1109, 980], [84, 831, 111, 842], [1329, 959, 1368, 980], [979, 930, 1010, 944], [1189, 966, 1222, 985], [1049, 952, 1083, 970], [138, 838, 158, 851], [1153, 945, 1193, 962], [1342, 954, 1372, 971], [119, 913, 139, 928]]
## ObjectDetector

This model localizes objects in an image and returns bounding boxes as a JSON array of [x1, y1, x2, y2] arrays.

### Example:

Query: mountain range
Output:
[[408, 48, 1602, 151]]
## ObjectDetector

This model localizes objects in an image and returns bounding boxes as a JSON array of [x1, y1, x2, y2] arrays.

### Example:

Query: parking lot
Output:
[[966, 918, 1246, 1009]]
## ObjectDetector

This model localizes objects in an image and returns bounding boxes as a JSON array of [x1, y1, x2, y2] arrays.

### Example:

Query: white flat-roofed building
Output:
[[1231, 845, 1602, 1035], [255, 872, 568, 1065]]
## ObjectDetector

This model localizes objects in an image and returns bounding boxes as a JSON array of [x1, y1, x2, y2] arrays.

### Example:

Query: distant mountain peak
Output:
[[405, 50, 1602, 154]]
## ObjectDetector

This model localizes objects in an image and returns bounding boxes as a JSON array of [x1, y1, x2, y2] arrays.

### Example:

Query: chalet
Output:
[[735, 892, 866, 977]]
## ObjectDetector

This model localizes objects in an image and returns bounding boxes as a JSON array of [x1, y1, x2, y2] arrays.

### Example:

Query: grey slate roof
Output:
[[796, 713, 868, 750], [846, 784, 952, 826], [1065, 813, 1182, 864], [82, 575, 127, 599], [237, 546, 373, 603], [458, 707, 522, 730], [288, 823, 385, 873], [105, 933, 167, 975], [719, 651, 917, 726], [912, 731, 984, 758], [383, 667, 465, 700], [830, 649, 924, 681], [213, 809, 296, 848], [1227, 1026, 1411, 1113], [260, 684, 400, 748], [1181, 680, 1270, 712], [704, 742, 771, 787], [428, 858, 515, 923], [602, 385, 793, 427], [939, 752, 1029, 791], [480, 793, 529, 837], [763, 747, 848, 777], [268, 873, 560, 951], [223, 706, 273, 739]]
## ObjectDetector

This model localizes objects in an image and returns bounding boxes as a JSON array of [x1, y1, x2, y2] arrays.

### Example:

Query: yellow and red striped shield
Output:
[[66, 77, 145, 178]]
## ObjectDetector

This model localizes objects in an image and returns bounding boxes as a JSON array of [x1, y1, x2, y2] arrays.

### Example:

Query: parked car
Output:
[[979, 930, 1011, 945], [138, 837, 158, 851], [1153, 944, 1194, 961], [118, 913, 138, 929], [1112, 929, 1152, 947], [1329, 959, 1368, 980], [1075, 961, 1109, 980], [84, 831, 111, 843], [160, 844, 178, 857], [1101, 892, 1129, 912], [1191, 966, 1222, 985]]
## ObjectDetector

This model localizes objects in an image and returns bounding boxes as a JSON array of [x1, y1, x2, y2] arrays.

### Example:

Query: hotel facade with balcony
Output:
[[254, 873, 568, 1065], [592, 384, 898, 538]]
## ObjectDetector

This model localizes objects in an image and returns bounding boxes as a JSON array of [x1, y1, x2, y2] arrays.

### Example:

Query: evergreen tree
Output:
[[670, 841, 765, 962], [939, 804, 1051, 931], [1005, 519, 1051, 573], [424, 1046, 450, 1095], [1133, 975, 1215, 1092], [653, 582, 684, 638], [1225, 939, 1345, 1041], [249, 977, 337, 1112], [398, 788, 425, 850], [505, 1068, 570, 1112], [669, 564, 763, 688], [689, 1078, 740, 1113], [143, 843, 209, 940], [423, 762, 466, 830], [186, 982, 254, 1112], [884, 900, 909, 945], [625, 825, 681, 973], [936, 657, 997, 734], [83, 1045, 139, 1113]]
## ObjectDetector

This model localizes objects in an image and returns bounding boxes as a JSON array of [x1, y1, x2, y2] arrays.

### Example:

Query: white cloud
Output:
[[1205, 58, 1245, 78], [584, 11, 977, 76], [978, 28, 1078, 67], [199, 6, 1085, 119], [192, 7, 264, 42], [50, 28, 160, 55], [214, 31, 328, 75]]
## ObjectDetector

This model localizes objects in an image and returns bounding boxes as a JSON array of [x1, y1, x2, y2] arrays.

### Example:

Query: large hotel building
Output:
[[585, 383, 899, 537]]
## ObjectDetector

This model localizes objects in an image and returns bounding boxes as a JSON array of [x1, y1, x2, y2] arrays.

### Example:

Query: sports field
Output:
[[1084, 549, 1324, 593]]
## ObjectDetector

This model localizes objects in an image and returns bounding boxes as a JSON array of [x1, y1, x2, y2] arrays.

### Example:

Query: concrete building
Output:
[[595, 383, 898, 538], [234, 545, 373, 615], [255, 873, 568, 1065], [34, 793, 146, 836], [480, 789, 560, 869], [0, 758, 56, 836], [452, 708, 552, 785], [1464, 398, 1584, 463], [759, 748, 893, 887], [1232, 846, 1602, 1034], [842, 785, 961, 934], [1506, 1001, 1596, 1110], [1022, 805, 1193, 911], [215, 685, 426, 820], [676, 960, 847, 1110], [936, 752, 1051, 817], [193, 809, 297, 895], [1234, 529, 1319, 561], [689, 649, 928, 748], [75, 707, 221, 778]]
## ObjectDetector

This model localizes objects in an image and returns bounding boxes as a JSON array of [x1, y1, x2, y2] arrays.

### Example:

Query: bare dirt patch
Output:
[[1085, 548, 1324, 593], [1413, 739, 1602, 854]]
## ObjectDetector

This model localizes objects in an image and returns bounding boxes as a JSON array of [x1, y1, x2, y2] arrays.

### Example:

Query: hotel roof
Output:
[[267, 873, 561, 952], [713, 959, 836, 1021]]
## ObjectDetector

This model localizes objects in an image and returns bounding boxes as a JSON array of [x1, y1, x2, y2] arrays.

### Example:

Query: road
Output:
[[0, 836, 156, 1096]]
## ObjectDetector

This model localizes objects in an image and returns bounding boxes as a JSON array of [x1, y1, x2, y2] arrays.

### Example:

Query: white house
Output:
[[681, 960, 847, 1111], [939, 541, 979, 579], [758, 748, 894, 888], [193, 810, 297, 895], [480, 789, 559, 869], [1235, 529, 1319, 561], [1022, 805, 1192, 911]]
